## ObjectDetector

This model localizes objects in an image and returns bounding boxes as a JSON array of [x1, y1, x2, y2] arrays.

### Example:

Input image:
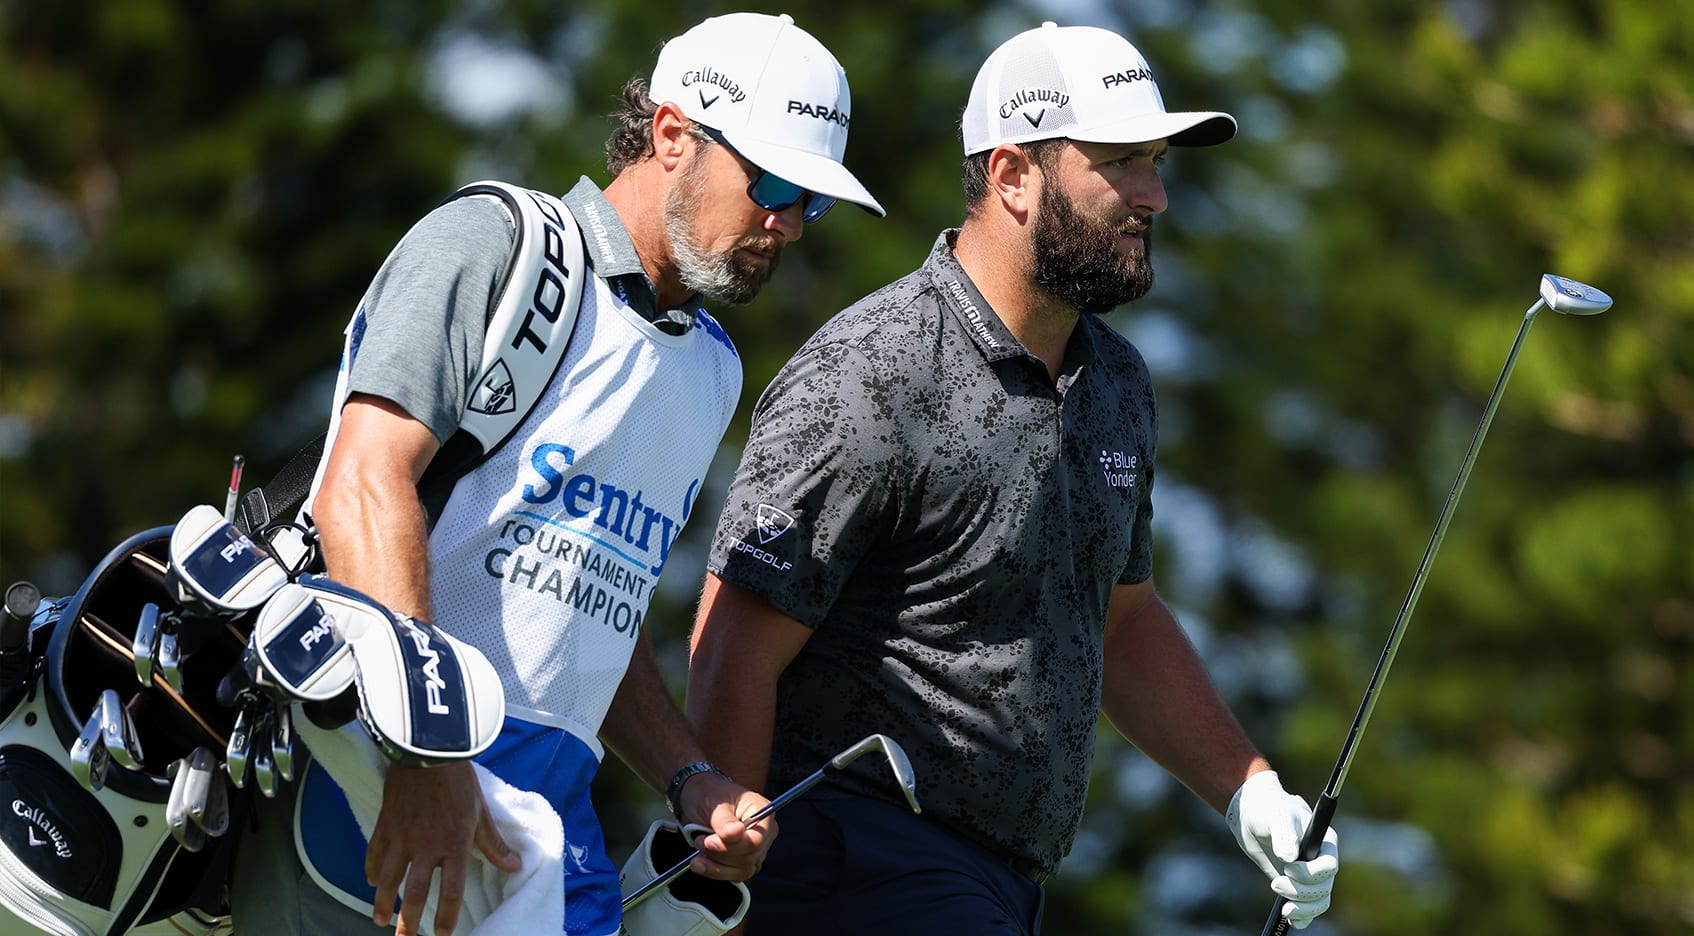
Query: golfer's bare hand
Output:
[[365, 761, 522, 936], [678, 770, 776, 881]]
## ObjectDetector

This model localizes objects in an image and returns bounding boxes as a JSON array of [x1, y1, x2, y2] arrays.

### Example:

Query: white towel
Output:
[[294, 713, 565, 935]]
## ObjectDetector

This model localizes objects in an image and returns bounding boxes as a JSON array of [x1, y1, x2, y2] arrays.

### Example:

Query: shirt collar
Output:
[[924, 231, 1024, 363], [926, 230, 1101, 376], [561, 176, 700, 331]]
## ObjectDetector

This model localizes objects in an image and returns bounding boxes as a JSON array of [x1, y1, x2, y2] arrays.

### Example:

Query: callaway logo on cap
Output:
[[650, 12, 884, 216], [963, 21, 1237, 155]]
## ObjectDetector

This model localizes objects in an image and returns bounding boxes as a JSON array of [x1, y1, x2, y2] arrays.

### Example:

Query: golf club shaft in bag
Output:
[[1260, 276, 1611, 936], [623, 733, 921, 912]]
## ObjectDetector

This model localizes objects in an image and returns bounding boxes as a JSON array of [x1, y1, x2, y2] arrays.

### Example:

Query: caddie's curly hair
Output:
[[605, 76, 713, 177], [961, 138, 1067, 215]]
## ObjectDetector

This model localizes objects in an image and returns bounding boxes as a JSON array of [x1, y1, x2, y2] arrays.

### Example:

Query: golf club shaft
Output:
[[1260, 299, 1545, 936], [621, 763, 831, 911]]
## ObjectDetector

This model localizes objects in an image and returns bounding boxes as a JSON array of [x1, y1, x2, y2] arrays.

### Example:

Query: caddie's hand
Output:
[[365, 761, 522, 936], [1225, 770, 1340, 930], [677, 769, 776, 882]]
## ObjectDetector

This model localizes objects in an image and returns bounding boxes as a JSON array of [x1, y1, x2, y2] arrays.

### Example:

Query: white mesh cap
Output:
[[651, 12, 884, 216], [963, 22, 1236, 155]]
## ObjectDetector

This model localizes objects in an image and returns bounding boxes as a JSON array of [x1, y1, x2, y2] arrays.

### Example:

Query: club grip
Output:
[[1257, 791, 1338, 936]]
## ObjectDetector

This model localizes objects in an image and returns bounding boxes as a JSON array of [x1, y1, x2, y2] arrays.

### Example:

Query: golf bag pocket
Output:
[[619, 820, 750, 936]]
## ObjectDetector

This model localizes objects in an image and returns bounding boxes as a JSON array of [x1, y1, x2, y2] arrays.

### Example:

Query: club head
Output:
[[157, 629, 184, 695], [180, 746, 214, 824], [165, 757, 208, 853], [831, 734, 922, 814], [1540, 274, 1612, 315], [184, 747, 230, 837], [98, 689, 144, 771], [253, 731, 278, 800], [271, 703, 296, 782], [70, 706, 113, 792], [225, 704, 254, 788], [132, 603, 160, 686]]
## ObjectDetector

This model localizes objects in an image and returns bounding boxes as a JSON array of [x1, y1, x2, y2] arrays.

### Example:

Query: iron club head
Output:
[[1540, 274, 1612, 315], [831, 733, 922, 814]]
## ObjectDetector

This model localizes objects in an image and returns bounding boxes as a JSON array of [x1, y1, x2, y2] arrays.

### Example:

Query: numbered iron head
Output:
[[70, 705, 114, 792], [271, 703, 296, 783], [96, 689, 144, 771], [133, 603, 161, 686], [225, 703, 256, 789], [1540, 274, 1612, 315], [156, 629, 183, 695]]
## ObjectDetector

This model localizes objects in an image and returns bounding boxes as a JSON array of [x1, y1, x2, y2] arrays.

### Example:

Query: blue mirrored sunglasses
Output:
[[699, 125, 837, 224]]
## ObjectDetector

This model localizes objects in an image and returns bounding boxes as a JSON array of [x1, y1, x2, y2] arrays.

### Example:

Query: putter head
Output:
[[1540, 274, 1612, 315], [832, 734, 922, 814], [133, 602, 161, 686]]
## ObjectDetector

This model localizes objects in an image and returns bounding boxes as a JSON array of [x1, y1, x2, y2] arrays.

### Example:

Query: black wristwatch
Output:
[[665, 761, 728, 820]]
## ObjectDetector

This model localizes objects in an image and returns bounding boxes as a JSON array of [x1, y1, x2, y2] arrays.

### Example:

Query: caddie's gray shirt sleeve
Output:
[[344, 196, 513, 443], [708, 341, 900, 627]]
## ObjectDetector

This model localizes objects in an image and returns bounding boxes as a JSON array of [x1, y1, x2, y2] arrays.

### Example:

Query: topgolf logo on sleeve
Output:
[[756, 504, 795, 544]]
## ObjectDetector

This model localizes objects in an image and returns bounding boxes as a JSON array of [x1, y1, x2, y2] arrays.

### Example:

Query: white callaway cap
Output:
[[651, 12, 884, 217], [963, 22, 1237, 155]]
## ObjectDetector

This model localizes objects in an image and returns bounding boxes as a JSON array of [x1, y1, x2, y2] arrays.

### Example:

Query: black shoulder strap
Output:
[[236, 433, 325, 536]]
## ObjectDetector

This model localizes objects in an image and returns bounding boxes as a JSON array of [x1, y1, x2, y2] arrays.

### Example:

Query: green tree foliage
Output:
[[2, 1, 1688, 933]]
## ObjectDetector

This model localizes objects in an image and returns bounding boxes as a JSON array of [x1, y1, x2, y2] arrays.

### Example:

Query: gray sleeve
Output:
[[707, 342, 900, 628], [345, 196, 514, 443]]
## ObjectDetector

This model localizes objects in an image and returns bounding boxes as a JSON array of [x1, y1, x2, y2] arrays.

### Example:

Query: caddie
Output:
[[229, 12, 884, 936]]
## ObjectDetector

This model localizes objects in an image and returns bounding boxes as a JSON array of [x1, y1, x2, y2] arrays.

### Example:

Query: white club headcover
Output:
[[247, 577, 505, 766], [619, 820, 750, 936], [169, 504, 289, 613]]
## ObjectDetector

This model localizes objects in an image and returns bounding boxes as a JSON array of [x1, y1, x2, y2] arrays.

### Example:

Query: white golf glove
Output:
[[1225, 771, 1340, 930], [619, 820, 751, 936]]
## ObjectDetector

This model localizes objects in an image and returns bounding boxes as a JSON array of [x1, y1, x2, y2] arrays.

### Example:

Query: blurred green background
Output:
[[2, 0, 1690, 933]]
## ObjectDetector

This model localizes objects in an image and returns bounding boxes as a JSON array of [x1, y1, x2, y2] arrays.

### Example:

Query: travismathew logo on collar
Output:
[[999, 87, 1070, 128], [681, 66, 746, 107], [1102, 66, 1154, 88], [945, 278, 999, 349], [1099, 449, 1138, 488]]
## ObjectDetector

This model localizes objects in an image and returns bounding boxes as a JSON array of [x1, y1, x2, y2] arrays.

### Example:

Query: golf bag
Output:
[[0, 505, 508, 935], [0, 524, 249, 935]]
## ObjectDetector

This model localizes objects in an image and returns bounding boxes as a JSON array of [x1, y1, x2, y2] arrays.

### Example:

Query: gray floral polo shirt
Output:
[[707, 230, 1158, 874]]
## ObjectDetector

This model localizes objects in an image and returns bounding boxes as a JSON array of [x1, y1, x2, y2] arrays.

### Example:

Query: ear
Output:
[[652, 102, 694, 171], [985, 144, 1038, 219]]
